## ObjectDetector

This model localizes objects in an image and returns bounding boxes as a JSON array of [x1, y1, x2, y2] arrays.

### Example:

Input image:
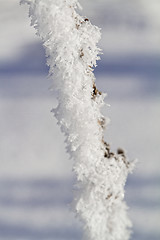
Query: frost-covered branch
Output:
[[21, 0, 135, 239]]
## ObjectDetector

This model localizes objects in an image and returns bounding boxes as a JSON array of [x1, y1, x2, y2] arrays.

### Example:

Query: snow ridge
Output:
[[20, 0, 135, 239]]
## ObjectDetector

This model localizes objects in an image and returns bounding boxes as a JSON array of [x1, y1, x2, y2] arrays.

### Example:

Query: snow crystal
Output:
[[21, 0, 136, 239]]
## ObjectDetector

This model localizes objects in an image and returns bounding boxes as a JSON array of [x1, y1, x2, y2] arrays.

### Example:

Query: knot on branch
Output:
[[98, 117, 106, 129], [102, 141, 130, 168], [92, 83, 102, 99]]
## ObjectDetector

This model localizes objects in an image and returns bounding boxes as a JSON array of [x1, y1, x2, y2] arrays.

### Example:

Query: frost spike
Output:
[[21, 0, 135, 239]]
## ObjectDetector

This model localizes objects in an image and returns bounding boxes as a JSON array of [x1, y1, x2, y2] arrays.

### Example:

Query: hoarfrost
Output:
[[20, 0, 136, 239]]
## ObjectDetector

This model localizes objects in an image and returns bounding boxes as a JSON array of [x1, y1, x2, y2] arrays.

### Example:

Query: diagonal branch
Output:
[[20, 1, 136, 239]]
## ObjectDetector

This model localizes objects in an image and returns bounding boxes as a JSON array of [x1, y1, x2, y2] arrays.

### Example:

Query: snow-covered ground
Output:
[[0, 0, 160, 239]]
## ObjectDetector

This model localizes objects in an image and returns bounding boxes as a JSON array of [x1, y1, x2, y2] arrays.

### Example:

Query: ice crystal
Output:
[[21, 0, 135, 239]]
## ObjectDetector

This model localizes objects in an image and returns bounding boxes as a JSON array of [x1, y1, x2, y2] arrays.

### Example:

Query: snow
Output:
[[0, 75, 159, 239], [20, 1, 135, 239], [0, 0, 160, 239]]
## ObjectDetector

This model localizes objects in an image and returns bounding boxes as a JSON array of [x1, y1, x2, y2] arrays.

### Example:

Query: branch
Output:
[[21, 1, 136, 239]]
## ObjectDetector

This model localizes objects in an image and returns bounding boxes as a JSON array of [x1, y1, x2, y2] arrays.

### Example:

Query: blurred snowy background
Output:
[[0, 0, 160, 239]]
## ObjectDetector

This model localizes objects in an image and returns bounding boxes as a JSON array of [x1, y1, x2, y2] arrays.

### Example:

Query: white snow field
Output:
[[0, 0, 160, 239]]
